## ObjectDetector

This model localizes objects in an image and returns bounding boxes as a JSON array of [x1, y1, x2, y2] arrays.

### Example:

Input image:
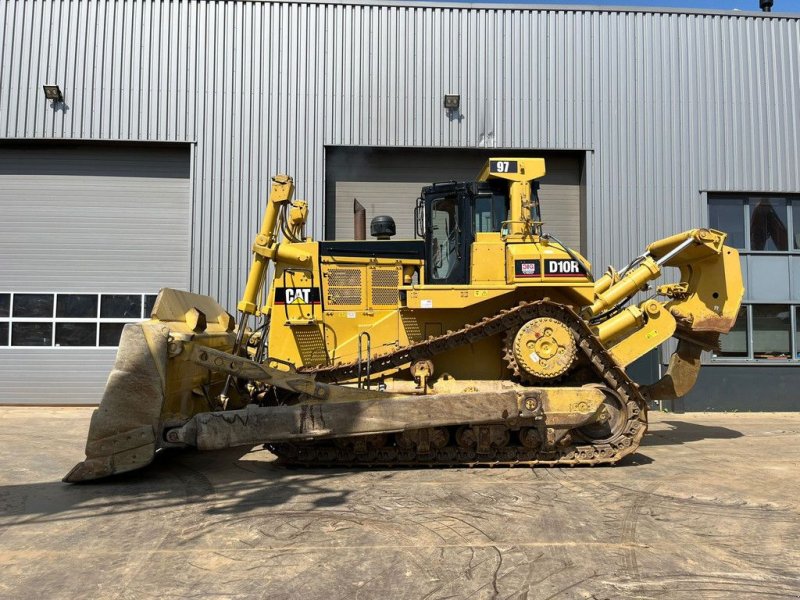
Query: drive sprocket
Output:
[[503, 316, 578, 384]]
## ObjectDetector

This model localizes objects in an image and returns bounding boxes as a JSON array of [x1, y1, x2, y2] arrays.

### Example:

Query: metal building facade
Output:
[[1, 0, 799, 406]]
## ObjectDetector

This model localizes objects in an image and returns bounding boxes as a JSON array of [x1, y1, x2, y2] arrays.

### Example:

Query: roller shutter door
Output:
[[326, 148, 584, 251], [0, 142, 191, 404]]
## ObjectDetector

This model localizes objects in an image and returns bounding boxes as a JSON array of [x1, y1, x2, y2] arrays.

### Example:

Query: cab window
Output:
[[430, 196, 460, 280], [473, 192, 508, 233]]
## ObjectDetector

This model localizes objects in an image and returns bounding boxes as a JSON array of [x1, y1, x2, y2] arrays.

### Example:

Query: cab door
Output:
[[425, 189, 469, 285]]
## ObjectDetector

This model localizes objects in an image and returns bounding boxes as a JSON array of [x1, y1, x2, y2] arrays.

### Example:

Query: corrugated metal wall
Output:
[[1, 0, 799, 310]]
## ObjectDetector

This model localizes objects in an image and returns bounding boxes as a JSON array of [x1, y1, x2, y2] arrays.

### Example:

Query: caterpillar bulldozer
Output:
[[64, 158, 744, 482]]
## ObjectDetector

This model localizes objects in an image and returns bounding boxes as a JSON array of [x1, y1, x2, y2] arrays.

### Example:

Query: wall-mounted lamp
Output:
[[443, 94, 460, 111], [43, 84, 63, 102]]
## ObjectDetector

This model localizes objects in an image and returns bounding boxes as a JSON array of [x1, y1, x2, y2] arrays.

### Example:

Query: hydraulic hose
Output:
[[542, 233, 594, 282]]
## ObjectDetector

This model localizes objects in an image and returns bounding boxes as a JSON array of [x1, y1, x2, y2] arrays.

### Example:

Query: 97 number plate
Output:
[[490, 160, 518, 174]]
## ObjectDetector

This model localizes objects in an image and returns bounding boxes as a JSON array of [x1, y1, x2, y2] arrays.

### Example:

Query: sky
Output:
[[441, 0, 800, 12]]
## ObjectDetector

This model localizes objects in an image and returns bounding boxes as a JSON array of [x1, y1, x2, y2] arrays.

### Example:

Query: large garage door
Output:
[[0, 142, 191, 404], [326, 148, 584, 251]]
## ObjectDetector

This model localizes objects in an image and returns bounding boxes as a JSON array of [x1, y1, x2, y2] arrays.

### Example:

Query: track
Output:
[[269, 300, 648, 467]]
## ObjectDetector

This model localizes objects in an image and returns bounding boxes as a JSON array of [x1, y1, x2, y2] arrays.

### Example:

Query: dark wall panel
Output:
[[680, 366, 800, 412]]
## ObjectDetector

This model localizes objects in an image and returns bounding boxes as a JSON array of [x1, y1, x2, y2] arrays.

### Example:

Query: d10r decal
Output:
[[514, 260, 541, 278], [544, 259, 588, 278], [274, 288, 321, 305]]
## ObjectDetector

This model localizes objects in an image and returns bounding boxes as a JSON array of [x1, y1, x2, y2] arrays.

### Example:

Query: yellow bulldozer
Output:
[[65, 158, 744, 482]]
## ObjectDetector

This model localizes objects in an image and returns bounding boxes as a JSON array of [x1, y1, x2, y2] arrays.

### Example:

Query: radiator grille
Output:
[[372, 287, 398, 305]]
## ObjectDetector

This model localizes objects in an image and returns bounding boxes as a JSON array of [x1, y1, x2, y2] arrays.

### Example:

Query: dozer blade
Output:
[[63, 322, 170, 482], [64, 289, 236, 483]]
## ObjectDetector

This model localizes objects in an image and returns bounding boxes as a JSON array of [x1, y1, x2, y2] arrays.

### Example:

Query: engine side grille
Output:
[[327, 268, 363, 306], [371, 269, 399, 306]]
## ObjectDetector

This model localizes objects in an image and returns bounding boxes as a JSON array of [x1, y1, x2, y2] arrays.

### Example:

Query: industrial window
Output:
[[712, 304, 800, 362], [0, 295, 8, 347], [709, 193, 800, 363], [708, 194, 800, 252], [0, 293, 158, 348], [715, 306, 748, 358]]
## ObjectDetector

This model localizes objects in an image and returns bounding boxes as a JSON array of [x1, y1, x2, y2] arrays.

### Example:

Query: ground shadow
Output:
[[0, 439, 665, 527], [615, 452, 655, 467], [0, 447, 358, 526], [642, 419, 744, 447]]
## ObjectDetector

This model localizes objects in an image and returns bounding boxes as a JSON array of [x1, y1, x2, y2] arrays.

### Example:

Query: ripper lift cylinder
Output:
[[594, 306, 645, 343]]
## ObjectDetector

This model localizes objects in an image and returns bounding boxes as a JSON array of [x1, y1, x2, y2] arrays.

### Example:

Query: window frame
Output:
[[707, 192, 800, 365], [708, 193, 799, 254], [428, 194, 463, 282], [0, 292, 158, 349], [472, 191, 509, 235], [712, 304, 749, 360], [712, 303, 798, 364]]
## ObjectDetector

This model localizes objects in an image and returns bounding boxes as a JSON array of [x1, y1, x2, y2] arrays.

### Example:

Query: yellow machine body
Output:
[[263, 243, 598, 381], [262, 159, 597, 381], [65, 158, 744, 482]]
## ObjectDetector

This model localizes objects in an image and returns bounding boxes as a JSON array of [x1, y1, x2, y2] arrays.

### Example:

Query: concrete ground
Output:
[[1, 409, 799, 600]]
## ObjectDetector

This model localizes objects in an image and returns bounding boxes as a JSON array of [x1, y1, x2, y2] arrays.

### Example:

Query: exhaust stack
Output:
[[354, 199, 366, 240]]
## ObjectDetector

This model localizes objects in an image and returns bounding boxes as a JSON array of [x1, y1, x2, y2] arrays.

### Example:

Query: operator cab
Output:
[[416, 179, 542, 285]]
